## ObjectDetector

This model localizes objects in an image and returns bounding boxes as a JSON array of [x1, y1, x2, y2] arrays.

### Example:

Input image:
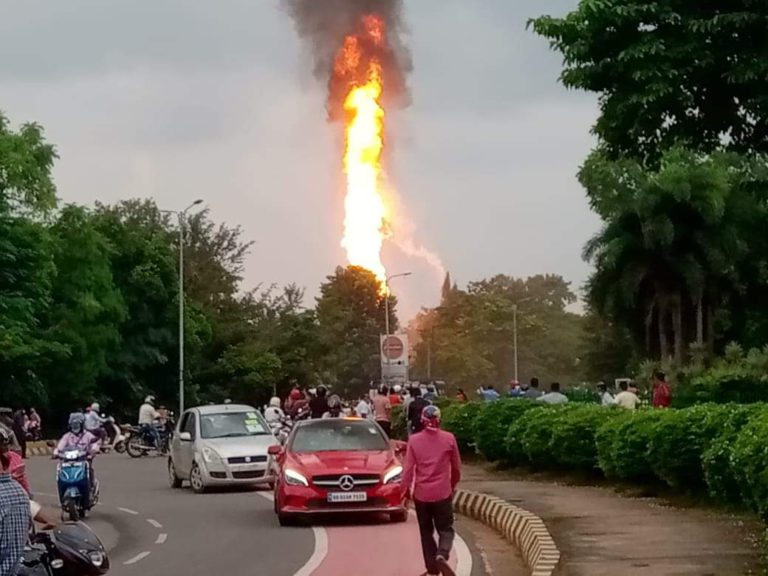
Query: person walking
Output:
[[598, 382, 616, 406], [536, 382, 569, 405], [652, 371, 672, 408], [402, 405, 461, 576], [614, 381, 640, 409], [523, 377, 543, 399], [0, 426, 31, 576], [407, 387, 430, 436], [372, 386, 392, 437]]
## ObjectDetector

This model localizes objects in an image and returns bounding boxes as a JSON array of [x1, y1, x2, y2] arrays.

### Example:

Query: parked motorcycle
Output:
[[18, 522, 110, 576], [56, 447, 99, 521]]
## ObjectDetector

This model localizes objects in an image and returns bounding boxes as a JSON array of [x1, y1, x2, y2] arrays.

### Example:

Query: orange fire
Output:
[[335, 16, 390, 286]]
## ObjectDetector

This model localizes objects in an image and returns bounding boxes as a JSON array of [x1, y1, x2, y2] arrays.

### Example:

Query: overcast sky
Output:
[[0, 0, 599, 320]]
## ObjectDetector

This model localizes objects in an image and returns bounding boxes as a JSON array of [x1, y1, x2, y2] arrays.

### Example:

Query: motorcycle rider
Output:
[[309, 386, 330, 419], [264, 397, 285, 424], [323, 395, 343, 418], [85, 402, 108, 442], [55, 413, 101, 502], [138, 395, 162, 450]]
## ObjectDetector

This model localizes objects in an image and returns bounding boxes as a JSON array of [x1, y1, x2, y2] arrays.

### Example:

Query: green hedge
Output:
[[470, 399, 539, 462], [731, 409, 768, 519], [441, 402, 483, 453]]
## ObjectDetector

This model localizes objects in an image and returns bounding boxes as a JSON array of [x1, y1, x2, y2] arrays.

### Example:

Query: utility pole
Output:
[[382, 272, 412, 385]]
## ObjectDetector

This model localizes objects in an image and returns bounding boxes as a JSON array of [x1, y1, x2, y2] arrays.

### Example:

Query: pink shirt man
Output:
[[402, 428, 462, 502]]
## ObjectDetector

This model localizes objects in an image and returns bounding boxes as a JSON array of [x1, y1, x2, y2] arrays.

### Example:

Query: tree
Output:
[[41, 206, 127, 413], [315, 266, 394, 394], [530, 2, 768, 161], [0, 113, 58, 408]]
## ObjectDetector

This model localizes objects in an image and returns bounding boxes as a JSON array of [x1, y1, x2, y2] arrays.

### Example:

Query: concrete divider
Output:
[[454, 489, 560, 576], [26, 441, 54, 456]]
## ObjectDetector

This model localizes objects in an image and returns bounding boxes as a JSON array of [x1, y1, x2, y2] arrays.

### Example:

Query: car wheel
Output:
[[390, 510, 408, 523], [168, 458, 183, 489], [189, 462, 207, 494]]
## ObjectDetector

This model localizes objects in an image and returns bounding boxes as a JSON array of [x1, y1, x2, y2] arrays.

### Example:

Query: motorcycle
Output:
[[100, 418, 126, 454], [18, 522, 110, 576], [56, 447, 99, 521], [125, 416, 174, 458], [269, 416, 294, 445]]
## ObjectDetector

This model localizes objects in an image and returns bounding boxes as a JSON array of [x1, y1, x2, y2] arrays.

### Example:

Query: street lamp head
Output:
[[192, 199, 203, 206]]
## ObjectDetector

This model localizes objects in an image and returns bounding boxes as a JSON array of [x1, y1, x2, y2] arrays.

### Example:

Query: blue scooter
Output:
[[56, 447, 99, 521]]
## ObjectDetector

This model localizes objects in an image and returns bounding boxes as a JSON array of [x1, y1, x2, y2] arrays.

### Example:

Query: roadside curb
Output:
[[454, 489, 560, 576], [27, 441, 54, 456]]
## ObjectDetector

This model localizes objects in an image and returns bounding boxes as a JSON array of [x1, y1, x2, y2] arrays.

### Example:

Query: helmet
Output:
[[308, 388, 317, 397], [328, 394, 341, 409], [420, 405, 442, 430], [393, 385, 402, 393], [144, 395, 155, 405], [68, 412, 85, 435], [91, 402, 100, 412], [289, 389, 302, 401], [269, 397, 281, 408]]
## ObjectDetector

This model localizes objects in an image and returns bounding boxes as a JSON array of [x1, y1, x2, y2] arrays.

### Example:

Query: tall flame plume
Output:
[[335, 16, 389, 286]]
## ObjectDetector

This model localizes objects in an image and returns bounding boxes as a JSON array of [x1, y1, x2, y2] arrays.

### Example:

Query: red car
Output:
[[269, 418, 408, 526]]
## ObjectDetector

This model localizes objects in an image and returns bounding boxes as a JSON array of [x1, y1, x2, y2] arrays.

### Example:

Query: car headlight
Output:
[[88, 551, 105, 567], [383, 465, 403, 484], [284, 468, 309, 487], [201, 447, 223, 465]]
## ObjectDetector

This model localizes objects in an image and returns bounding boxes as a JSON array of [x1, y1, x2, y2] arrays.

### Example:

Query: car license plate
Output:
[[327, 492, 367, 503]]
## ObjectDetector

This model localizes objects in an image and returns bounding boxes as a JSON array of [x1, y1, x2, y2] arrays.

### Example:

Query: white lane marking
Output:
[[123, 551, 151, 565], [155, 533, 168, 545], [409, 509, 473, 576], [146, 518, 163, 529], [256, 492, 329, 576], [118, 507, 139, 515]]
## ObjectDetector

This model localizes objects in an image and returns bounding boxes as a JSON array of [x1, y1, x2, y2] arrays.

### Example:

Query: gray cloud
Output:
[[0, 0, 594, 318]]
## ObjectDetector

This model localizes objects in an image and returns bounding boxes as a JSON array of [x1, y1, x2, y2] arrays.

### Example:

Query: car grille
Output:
[[312, 473, 380, 488], [232, 470, 265, 479], [210, 472, 227, 479], [307, 497, 388, 510], [227, 455, 268, 465]]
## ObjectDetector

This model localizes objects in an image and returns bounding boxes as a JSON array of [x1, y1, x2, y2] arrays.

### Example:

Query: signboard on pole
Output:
[[381, 334, 409, 383]]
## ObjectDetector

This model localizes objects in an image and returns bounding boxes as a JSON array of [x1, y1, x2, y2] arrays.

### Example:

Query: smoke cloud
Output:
[[282, 0, 412, 121]]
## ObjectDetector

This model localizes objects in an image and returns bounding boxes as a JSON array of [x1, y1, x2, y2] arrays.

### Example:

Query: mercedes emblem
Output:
[[338, 475, 355, 491]]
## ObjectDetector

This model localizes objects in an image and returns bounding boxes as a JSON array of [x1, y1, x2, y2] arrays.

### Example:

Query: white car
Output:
[[168, 404, 279, 493]]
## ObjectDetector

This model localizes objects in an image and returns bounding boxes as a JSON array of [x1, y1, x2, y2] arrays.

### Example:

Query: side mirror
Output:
[[267, 444, 282, 456], [178, 432, 192, 442]]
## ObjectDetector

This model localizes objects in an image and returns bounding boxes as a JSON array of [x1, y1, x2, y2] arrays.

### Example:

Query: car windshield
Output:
[[290, 420, 389, 452], [200, 411, 269, 439]]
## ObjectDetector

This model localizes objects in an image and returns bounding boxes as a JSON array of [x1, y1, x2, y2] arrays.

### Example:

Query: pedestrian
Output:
[[0, 426, 31, 576], [407, 387, 430, 436], [373, 386, 393, 437], [652, 370, 672, 408], [598, 382, 616, 406], [507, 380, 522, 397], [478, 385, 500, 402], [355, 396, 371, 419], [309, 386, 330, 419], [455, 388, 468, 403], [614, 381, 640, 409], [536, 382, 569, 405], [389, 385, 403, 406], [424, 384, 438, 402], [402, 405, 461, 576], [522, 377, 542, 399], [11, 409, 26, 459]]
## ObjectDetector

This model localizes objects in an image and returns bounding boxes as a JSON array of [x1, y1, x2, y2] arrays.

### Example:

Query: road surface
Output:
[[27, 454, 483, 576]]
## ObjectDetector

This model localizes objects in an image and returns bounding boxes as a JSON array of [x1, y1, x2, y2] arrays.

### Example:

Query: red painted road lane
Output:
[[311, 514, 459, 576]]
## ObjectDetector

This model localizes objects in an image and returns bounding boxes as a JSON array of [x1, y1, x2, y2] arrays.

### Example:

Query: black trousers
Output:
[[414, 497, 455, 574], [376, 420, 391, 438]]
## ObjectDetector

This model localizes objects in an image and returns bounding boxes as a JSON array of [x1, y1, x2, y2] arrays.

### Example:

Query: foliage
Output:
[[411, 274, 583, 388], [504, 406, 548, 467], [529, 2, 768, 161], [315, 266, 394, 396], [472, 399, 539, 462], [702, 404, 763, 503], [597, 410, 665, 481], [519, 405, 572, 468], [730, 407, 768, 519], [441, 402, 483, 453], [390, 404, 407, 441], [549, 405, 622, 472]]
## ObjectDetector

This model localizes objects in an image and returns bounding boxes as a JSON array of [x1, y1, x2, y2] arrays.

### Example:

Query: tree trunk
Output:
[[658, 303, 669, 359], [696, 296, 704, 345], [673, 294, 684, 365], [706, 305, 715, 355], [645, 300, 655, 355]]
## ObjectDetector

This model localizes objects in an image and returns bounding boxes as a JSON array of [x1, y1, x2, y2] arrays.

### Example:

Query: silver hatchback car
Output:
[[168, 404, 279, 493]]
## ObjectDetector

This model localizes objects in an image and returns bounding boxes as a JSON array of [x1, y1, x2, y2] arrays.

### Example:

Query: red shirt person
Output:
[[652, 370, 672, 408], [402, 405, 462, 576]]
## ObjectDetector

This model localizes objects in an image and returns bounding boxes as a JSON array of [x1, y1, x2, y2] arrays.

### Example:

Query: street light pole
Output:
[[382, 272, 412, 385], [164, 199, 203, 415], [512, 304, 519, 383]]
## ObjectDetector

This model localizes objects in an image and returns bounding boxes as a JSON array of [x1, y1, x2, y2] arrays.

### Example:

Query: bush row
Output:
[[442, 399, 768, 519]]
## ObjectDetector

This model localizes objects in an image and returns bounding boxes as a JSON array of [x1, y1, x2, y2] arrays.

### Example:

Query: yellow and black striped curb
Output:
[[27, 441, 54, 456], [454, 489, 560, 576]]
